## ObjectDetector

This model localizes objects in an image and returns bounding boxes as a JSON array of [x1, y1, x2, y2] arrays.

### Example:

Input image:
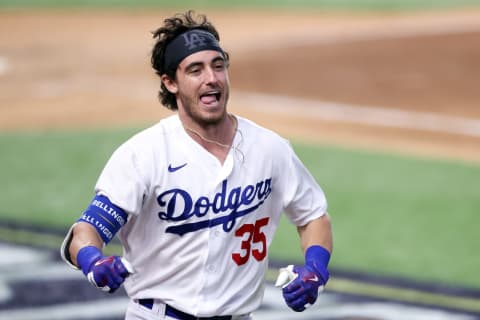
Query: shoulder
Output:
[[120, 115, 181, 148], [237, 116, 292, 150], [237, 116, 284, 139], [109, 115, 181, 161], [130, 115, 181, 141]]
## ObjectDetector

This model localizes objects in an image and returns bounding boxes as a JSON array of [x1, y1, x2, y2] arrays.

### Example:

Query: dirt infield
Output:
[[1, 8, 480, 165]]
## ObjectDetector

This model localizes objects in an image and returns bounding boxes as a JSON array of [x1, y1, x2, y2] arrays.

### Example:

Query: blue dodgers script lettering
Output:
[[157, 178, 272, 236]]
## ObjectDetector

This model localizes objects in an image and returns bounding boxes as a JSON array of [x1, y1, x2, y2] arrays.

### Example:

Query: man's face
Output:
[[167, 50, 230, 126]]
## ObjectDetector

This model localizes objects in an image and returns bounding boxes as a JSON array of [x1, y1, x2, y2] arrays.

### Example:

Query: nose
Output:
[[204, 66, 218, 84]]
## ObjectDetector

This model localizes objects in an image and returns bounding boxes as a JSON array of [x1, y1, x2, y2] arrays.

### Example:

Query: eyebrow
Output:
[[184, 55, 226, 71]]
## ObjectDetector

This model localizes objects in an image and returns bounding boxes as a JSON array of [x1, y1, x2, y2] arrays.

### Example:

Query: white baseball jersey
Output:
[[95, 114, 327, 316]]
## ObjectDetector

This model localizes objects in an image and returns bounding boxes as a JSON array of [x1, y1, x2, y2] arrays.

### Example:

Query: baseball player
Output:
[[60, 10, 333, 320]]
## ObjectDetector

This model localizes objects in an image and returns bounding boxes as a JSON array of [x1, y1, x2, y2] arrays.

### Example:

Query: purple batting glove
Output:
[[282, 245, 330, 312], [77, 246, 132, 293]]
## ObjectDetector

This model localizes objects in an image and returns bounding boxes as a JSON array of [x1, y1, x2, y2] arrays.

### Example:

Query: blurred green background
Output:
[[1, 128, 479, 289]]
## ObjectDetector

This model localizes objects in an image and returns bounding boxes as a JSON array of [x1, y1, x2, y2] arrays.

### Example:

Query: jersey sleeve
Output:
[[280, 141, 328, 226], [94, 139, 148, 216]]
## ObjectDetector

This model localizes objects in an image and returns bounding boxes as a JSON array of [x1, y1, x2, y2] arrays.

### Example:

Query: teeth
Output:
[[200, 90, 221, 104], [203, 91, 219, 96]]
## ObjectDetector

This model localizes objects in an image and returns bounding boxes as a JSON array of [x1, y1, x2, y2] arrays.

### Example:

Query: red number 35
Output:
[[232, 217, 270, 266]]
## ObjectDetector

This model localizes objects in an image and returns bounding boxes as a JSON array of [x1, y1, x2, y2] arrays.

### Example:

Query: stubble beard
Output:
[[179, 90, 229, 128]]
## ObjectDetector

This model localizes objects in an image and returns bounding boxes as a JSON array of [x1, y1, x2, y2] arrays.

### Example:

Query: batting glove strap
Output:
[[77, 246, 103, 276], [305, 245, 330, 284]]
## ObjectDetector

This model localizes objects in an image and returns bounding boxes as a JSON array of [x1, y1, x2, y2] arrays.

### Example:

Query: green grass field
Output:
[[272, 143, 480, 288], [1, 128, 479, 289]]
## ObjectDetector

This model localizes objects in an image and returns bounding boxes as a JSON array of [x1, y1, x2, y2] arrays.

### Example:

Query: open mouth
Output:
[[200, 90, 221, 105]]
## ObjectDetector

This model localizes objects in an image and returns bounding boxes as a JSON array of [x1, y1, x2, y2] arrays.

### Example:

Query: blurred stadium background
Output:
[[0, 0, 479, 319]]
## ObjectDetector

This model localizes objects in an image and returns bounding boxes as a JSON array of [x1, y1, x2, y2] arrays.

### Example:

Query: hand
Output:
[[276, 245, 330, 312], [87, 256, 134, 293], [77, 246, 134, 293], [280, 264, 327, 312]]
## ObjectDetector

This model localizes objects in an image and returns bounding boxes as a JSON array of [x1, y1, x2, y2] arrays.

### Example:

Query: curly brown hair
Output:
[[151, 10, 229, 111]]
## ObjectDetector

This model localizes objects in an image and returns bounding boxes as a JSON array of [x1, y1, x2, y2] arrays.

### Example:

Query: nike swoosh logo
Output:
[[308, 275, 319, 282], [168, 163, 187, 172]]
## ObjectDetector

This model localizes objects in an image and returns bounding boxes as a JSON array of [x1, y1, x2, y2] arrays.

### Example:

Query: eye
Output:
[[189, 67, 201, 74], [213, 62, 226, 71]]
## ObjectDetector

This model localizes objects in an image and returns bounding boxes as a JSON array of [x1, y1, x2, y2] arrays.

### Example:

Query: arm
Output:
[[60, 195, 134, 293], [297, 213, 333, 254], [277, 213, 333, 312], [69, 222, 103, 266], [62, 221, 133, 293]]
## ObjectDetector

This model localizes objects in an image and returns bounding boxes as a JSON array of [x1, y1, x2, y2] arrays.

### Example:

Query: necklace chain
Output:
[[184, 114, 237, 149]]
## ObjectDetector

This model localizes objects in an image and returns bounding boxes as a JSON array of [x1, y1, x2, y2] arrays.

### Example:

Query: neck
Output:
[[182, 114, 238, 163]]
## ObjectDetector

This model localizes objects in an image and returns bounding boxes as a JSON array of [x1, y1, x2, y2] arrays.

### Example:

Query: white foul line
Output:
[[229, 14, 480, 53], [233, 92, 480, 138]]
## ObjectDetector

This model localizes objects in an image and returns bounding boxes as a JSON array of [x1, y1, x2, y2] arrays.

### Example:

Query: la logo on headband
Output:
[[163, 29, 224, 72], [182, 31, 209, 50]]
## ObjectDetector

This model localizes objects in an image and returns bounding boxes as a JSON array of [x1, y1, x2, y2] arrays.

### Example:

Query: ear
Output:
[[161, 74, 178, 94]]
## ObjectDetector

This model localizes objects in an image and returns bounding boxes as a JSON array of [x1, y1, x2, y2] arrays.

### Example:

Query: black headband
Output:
[[164, 29, 225, 73]]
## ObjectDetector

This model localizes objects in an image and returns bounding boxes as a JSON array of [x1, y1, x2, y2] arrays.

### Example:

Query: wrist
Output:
[[76, 246, 103, 276], [305, 245, 330, 282]]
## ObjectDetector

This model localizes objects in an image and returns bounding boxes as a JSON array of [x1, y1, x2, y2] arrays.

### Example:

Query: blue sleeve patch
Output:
[[77, 194, 128, 244]]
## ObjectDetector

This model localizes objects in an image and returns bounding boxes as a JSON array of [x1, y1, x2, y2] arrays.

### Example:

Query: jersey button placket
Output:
[[206, 264, 215, 273], [197, 220, 220, 310], [205, 227, 220, 274]]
